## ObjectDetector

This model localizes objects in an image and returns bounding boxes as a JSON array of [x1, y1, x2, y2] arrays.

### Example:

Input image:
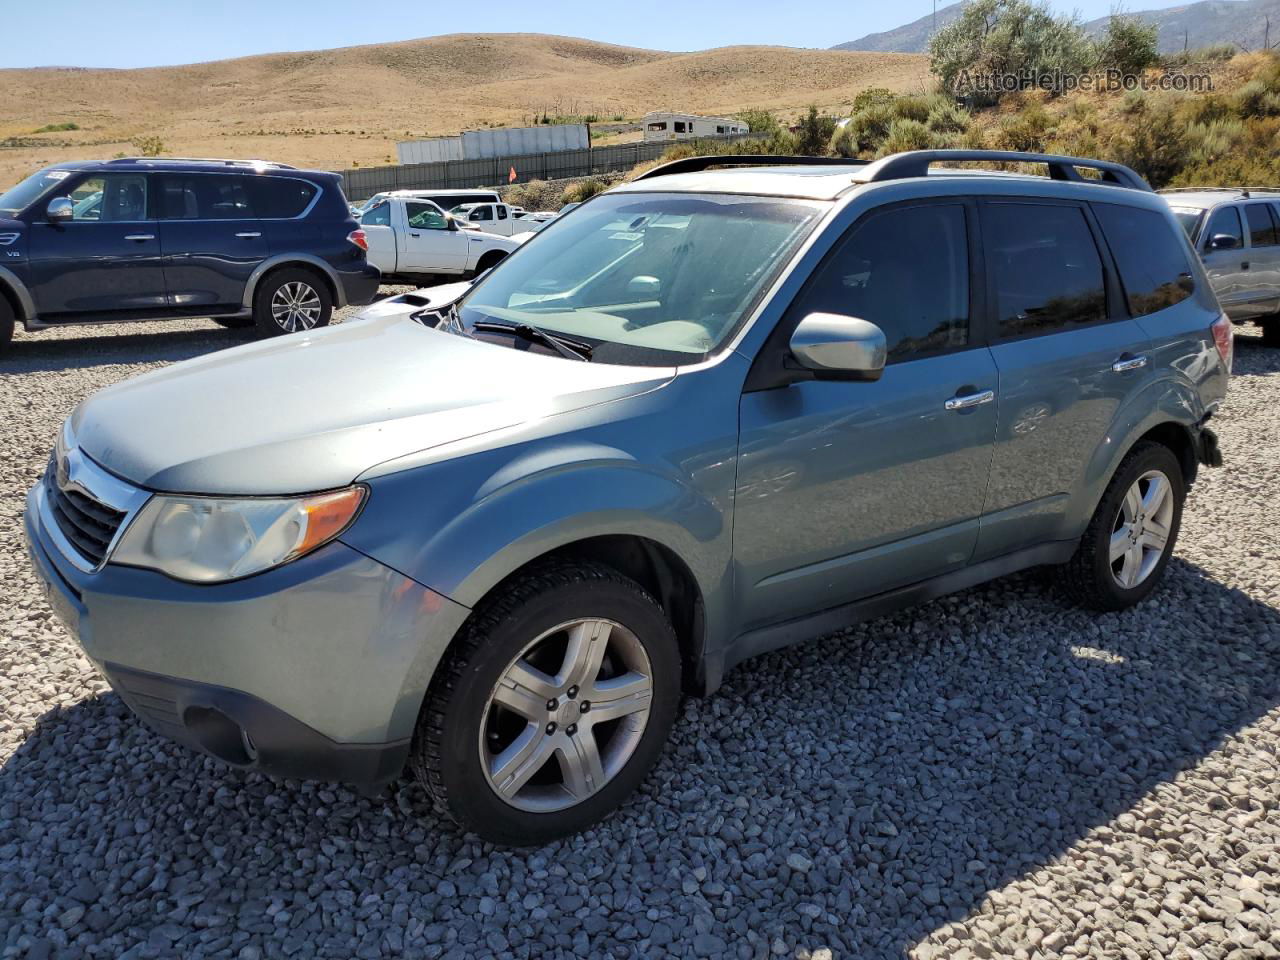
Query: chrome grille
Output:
[[44, 457, 127, 567]]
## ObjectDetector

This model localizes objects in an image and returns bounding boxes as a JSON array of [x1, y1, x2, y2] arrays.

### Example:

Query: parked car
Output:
[[24, 150, 1229, 845], [0, 157, 379, 351], [1161, 186, 1280, 346], [355, 188, 501, 217], [358, 195, 520, 280], [448, 201, 548, 236]]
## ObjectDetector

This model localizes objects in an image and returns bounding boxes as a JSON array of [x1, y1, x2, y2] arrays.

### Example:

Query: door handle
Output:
[[1241, 261, 1250, 270], [410, 233, 421, 238], [235, 231, 262, 238], [944, 389, 995, 410], [123, 234, 155, 242], [1111, 355, 1148, 373]]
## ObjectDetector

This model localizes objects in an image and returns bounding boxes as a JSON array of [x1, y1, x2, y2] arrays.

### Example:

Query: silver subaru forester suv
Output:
[[26, 151, 1230, 844]]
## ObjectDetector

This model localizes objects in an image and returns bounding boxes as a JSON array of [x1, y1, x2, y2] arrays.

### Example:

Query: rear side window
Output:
[[361, 202, 390, 226], [247, 177, 318, 218], [1244, 203, 1278, 247], [1204, 206, 1243, 248], [984, 202, 1106, 338], [791, 202, 970, 363], [157, 174, 254, 220], [1093, 203, 1194, 317]]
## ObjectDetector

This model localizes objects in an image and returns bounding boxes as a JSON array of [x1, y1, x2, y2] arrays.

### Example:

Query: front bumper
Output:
[[24, 483, 470, 788]]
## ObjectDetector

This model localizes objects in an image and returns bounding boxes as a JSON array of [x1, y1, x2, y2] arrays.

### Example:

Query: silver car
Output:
[[1162, 187, 1280, 346], [25, 150, 1230, 844]]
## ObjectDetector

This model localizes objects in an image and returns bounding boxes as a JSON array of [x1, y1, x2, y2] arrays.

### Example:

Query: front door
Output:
[[400, 202, 466, 273], [1201, 204, 1253, 318], [155, 173, 268, 313], [27, 172, 168, 318], [734, 200, 998, 631]]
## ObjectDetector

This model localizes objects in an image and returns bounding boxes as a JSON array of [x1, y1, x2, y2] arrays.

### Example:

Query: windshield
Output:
[[0, 167, 75, 216], [1170, 207, 1204, 241], [456, 191, 826, 365]]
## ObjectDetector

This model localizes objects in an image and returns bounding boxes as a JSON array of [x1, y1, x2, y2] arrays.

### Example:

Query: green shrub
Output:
[[794, 106, 837, 156], [733, 108, 782, 137], [1184, 118, 1247, 166], [32, 122, 80, 133], [1162, 43, 1235, 68], [927, 101, 971, 134], [1101, 99, 1188, 187], [131, 135, 165, 157], [832, 102, 898, 156], [562, 177, 609, 204], [1096, 14, 1159, 75], [877, 118, 943, 156], [993, 104, 1052, 151], [503, 179, 565, 211], [851, 88, 897, 113], [1233, 80, 1280, 119]]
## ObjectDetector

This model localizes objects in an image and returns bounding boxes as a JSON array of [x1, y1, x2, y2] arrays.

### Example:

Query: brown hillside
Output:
[[0, 33, 928, 186]]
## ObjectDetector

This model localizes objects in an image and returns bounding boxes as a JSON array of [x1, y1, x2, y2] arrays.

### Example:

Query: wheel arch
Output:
[[0, 266, 35, 323], [242, 255, 343, 310]]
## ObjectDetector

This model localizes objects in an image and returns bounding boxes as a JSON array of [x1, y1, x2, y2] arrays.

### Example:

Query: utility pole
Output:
[[933, 0, 938, 34]]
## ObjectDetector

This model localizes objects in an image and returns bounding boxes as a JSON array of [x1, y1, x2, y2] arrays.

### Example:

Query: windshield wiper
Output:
[[472, 320, 593, 361]]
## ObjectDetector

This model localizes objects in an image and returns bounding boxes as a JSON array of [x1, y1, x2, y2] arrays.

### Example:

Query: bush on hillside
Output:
[[1096, 14, 1159, 75], [794, 106, 838, 156], [877, 118, 946, 156], [850, 88, 897, 113], [562, 177, 610, 204], [733, 108, 782, 137]]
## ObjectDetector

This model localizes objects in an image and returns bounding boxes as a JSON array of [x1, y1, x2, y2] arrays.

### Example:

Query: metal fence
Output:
[[340, 134, 755, 200]]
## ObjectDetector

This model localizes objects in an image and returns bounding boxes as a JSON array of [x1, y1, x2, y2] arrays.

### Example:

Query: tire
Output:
[[410, 561, 680, 845], [212, 316, 254, 329], [252, 267, 332, 338], [1057, 441, 1185, 611], [0, 295, 13, 356]]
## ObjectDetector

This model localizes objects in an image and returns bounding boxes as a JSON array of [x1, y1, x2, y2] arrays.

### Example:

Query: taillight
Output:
[[1211, 313, 1233, 373], [346, 229, 368, 252]]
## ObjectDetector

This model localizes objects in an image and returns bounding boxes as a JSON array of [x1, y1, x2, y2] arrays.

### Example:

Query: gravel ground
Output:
[[1, 311, 1279, 960]]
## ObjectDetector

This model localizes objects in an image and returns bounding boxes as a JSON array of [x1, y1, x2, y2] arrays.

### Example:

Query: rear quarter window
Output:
[[1093, 203, 1195, 317], [248, 177, 318, 218]]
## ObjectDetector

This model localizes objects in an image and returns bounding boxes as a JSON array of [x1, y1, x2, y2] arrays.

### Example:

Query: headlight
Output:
[[112, 486, 366, 583]]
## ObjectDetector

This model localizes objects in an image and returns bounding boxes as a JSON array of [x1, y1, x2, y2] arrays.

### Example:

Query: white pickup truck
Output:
[[449, 201, 553, 237], [359, 196, 522, 281]]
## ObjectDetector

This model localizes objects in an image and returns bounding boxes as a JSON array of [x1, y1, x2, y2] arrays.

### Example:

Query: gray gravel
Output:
[[2, 312, 1279, 960]]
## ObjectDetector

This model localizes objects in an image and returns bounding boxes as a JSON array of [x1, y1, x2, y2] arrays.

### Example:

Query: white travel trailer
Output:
[[642, 112, 750, 142]]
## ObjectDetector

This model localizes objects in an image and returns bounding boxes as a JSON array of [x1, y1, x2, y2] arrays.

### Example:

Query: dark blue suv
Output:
[[0, 157, 380, 352]]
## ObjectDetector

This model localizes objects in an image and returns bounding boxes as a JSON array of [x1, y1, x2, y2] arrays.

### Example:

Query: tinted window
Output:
[[68, 175, 148, 222], [1244, 203, 1278, 247], [1093, 204, 1194, 317], [248, 177, 317, 218], [985, 203, 1106, 338], [1204, 205, 1243, 248], [361, 202, 390, 226], [157, 174, 254, 220], [793, 203, 969, 362]]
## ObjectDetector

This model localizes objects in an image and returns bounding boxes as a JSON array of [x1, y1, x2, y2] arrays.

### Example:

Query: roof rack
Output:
[[632, 155, 869, 181], [855, 150, 1152, 192], [630, 150, 1152, 192], [105, 157, 297, 169], [1159, 185, 1280, 198]]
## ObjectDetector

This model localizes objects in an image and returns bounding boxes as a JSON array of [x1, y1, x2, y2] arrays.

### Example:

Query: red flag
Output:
[[508, 166, 518, 183]]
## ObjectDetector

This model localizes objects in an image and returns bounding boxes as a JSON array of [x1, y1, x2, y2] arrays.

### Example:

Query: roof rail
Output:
[[1159, 185, 1280, 198], [105, 157, 297, 169], [856, 150, 1152, 191], [632, 155, 869, 181]]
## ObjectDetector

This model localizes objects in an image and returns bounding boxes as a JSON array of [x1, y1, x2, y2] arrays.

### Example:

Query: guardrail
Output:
[[340, 134, 755, 200]]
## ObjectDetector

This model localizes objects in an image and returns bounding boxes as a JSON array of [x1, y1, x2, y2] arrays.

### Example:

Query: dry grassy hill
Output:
[[0, 34, 928, 186]]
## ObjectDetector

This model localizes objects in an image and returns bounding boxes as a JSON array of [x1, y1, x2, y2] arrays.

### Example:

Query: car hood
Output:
[[71, 314, 675, 495]]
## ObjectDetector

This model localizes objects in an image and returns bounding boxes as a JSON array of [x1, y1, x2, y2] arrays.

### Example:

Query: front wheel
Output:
[[410, 562, 680, 845], [1057, 441, 1184, 611], [252, 268, 332, 338]]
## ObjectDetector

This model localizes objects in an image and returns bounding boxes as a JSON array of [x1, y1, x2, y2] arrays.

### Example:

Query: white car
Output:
[[358, 196, 522, 281]]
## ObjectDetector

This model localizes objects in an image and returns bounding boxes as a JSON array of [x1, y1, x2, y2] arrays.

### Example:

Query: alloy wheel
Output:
[[479, 618, 653, 813], [1110, 469, 1175, 589], [270, 281, 322, 332]]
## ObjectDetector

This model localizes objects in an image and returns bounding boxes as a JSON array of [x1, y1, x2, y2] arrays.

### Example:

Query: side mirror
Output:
[[46, 197, 73, 222], [445, 215, 459, 232], [627, 275, 661, 298], [788, 312, 887, 382], [1208, 233, 1239, 251]]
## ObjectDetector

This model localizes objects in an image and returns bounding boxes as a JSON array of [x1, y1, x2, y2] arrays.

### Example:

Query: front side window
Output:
[[789, 203, 970, 362], [157, 174, 254, 220], [985, 202, 1106, 338], [1204, 205, 1243, 249], [66, 175, 148, 222], [0, 167, 75, 216], [457, 191, 825, 365], [1244, 203, 1278, 247], [406, 203, 448, 230], [1093, 203, 1194, 317]]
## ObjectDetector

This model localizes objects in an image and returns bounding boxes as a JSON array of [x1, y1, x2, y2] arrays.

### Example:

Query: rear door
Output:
[[975, 198, 1155, 560], [1242, 201, 1280, 314], [734, 199, 998, 629], [27, 172, 168, 318], [156, 173, 268, 313]]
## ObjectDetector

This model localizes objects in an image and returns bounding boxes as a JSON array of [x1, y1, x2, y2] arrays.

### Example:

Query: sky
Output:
[[0, 0, 1181, 69]]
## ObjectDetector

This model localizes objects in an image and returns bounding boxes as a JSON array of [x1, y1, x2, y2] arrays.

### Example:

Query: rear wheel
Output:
[[1057, 441, 1184, 611], [0, 295, 12, 356], [410, 562, 680, 845], [252, 267, 332, 338]]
